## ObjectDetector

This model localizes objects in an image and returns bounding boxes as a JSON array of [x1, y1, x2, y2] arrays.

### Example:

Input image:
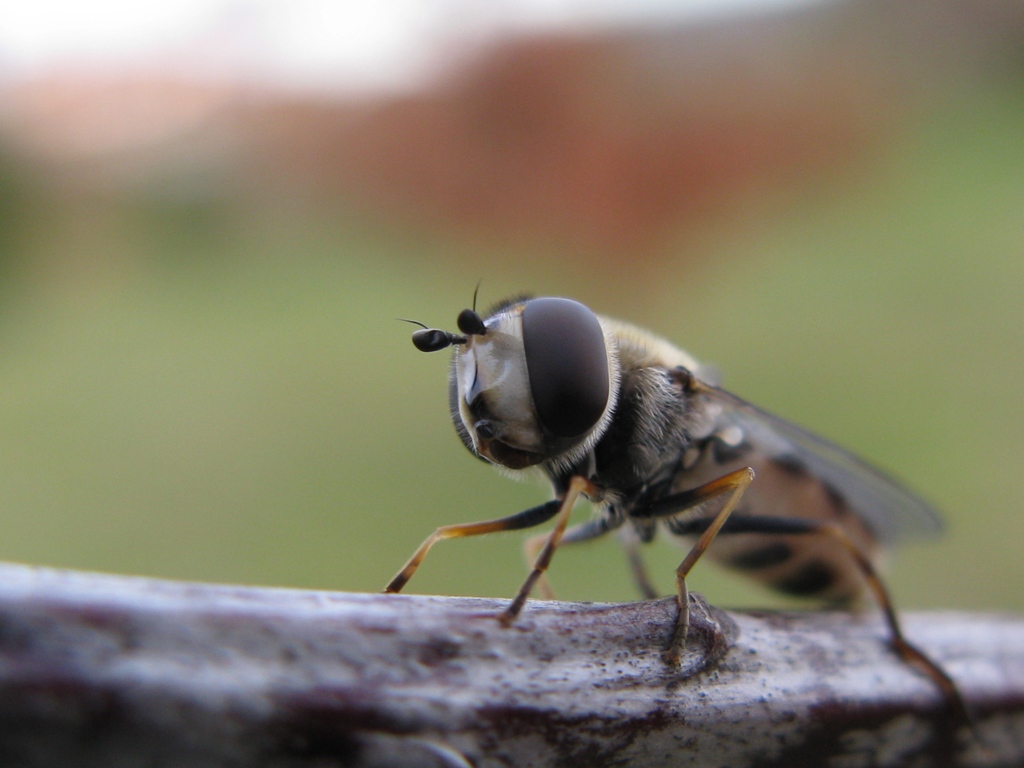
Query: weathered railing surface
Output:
[[0, 562, 1021, 767]]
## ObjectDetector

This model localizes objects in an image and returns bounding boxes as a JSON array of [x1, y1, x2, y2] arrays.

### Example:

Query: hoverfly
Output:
[[385, 295, 964, 718]]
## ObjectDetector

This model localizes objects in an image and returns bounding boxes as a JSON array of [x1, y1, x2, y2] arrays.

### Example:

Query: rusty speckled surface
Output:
[[0, 563, 1021, 767]]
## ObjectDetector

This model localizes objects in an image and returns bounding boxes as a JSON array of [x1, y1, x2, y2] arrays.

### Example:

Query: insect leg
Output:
[[498, 475, 596, 626], [670, 513, 969, 724], [828, 525, 969, 724], [383, 498, 563, 594], [619, 523, 660, 600], [634, 467, 756, 665], [669, 468, 755, 664], [524, 516, 619, 600], [522, 531, 553, 599]]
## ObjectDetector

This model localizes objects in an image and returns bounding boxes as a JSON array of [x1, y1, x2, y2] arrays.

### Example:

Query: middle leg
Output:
[[632, 467, 755, 664]]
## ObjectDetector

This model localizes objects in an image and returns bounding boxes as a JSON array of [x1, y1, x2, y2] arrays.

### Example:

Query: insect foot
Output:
[[663, 592, 736, 674]]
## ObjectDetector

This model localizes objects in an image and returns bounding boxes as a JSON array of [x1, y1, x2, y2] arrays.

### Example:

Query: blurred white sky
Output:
[[0, 0, 826, 92]]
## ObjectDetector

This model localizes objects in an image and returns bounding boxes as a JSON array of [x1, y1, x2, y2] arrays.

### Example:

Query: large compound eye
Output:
[[521, 298, 609, 438]]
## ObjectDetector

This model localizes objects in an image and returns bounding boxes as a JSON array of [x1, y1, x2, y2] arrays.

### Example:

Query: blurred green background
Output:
[[0, 4, 1022, 616]]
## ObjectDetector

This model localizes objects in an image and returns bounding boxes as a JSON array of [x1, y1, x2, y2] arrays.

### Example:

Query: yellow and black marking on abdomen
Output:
[[666, 434, 881, 604]]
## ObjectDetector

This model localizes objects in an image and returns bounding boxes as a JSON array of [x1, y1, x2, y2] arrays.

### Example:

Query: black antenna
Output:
[[472, 279, 483, 312], [457, 308, 486, 336], [397, 318, 429, 330], [398, 318, 467, 353]]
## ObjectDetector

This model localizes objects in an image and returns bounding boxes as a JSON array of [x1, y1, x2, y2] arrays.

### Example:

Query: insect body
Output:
[[386, 296, 963, 716]]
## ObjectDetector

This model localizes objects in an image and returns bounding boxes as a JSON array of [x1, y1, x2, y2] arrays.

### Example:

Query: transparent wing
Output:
[[699, 383, 943, 544]]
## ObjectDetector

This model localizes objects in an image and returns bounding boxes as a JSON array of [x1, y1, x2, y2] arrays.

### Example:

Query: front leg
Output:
[[384, 499, 563, 594], [522, 515, 618, 600], [498, 475, 596, 625], [384, 475, 597, 631]]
